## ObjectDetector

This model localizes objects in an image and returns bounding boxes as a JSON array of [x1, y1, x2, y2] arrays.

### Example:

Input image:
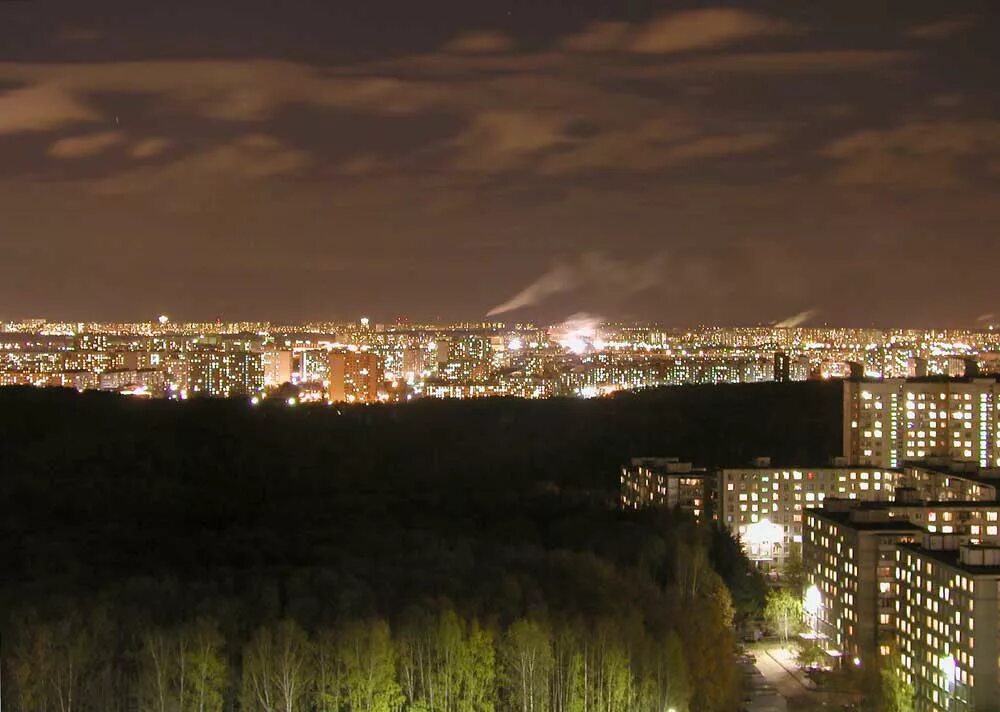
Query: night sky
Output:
[[2, 0, 998, 326]]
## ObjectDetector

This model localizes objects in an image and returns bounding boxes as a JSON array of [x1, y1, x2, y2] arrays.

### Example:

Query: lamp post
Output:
[[804, 584, 822, 637], [939, 654, 957, 712]]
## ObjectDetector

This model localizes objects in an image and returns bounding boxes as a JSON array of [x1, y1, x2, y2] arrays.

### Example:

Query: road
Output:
[[748, 645, 859, 712]]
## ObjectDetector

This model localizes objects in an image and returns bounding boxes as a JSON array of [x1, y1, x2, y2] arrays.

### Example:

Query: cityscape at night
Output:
[[3, 1, 1000, 712], [4, 316, 1000, 402]]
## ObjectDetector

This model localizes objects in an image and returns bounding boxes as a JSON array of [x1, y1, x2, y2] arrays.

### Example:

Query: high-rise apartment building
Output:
[[329, 351, 382, 403], [262, 349, 293, 387], [188, 348, 264, 397], [804, 503, 923, 666], [844, 378, 1000, 469], [896, 539, 1000, 712]]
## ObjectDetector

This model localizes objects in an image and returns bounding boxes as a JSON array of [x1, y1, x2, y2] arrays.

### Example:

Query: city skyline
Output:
[[2, 0, 1000, 324]]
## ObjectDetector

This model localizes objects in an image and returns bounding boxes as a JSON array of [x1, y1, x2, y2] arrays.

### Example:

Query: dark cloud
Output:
[[442, 30, 513, 54], [823, 121, 1000, 188], [48, 131, 124, 158], [906, 16, 977, 40], [628, 8, 798, 54]]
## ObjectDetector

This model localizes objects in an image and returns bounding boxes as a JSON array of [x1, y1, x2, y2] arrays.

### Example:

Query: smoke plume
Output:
[[773, 309, 818, 328], [487, 251, 663, 316]]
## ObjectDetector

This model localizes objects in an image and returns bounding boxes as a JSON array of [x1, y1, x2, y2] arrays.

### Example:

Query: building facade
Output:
[[844, 378, 1000, 469], [804, 504, 922, 666], [719, 463, 899, 569], [328, 350, 382, 403], [620, 457, 712, 520], [896, 540, 1000, 712]]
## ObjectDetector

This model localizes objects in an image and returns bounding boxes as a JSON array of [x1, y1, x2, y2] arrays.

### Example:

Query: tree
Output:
[[241, 620, 312, 712], [459, 621, 497, 712], [184, 619, 228, 712], [138, 627, 183, 712], [879, 653, 914, 712], [339, 619, 403, 712], [675, 572, 739, 712], [48, 614, 95, 712], [9, 613, 54, 712], [781, 544, 806, 596], [661, 631, 691, 712], [501, 619, 553, 712], [314, 629, 344, 712], [138, 619, 226, 712], [763, 589, 803, 645]]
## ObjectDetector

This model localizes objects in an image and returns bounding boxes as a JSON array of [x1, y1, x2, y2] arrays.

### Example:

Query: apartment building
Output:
[[896, 539, 1000, 712], [620, 457, 712, 520], [844, 378, 1000, 469], [719, 461, 899, 569]]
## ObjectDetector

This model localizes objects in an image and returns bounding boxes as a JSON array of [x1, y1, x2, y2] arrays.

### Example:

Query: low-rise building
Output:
[[620, 457, 713, 520]]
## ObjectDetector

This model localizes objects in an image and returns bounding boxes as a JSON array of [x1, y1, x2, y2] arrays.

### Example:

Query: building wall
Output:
[[329, 351, 382, 403], [844, 379, 1000, 469], [896, 545, 1000, 712], [719, 467, 897, 569], [803, 511, 918, 665]]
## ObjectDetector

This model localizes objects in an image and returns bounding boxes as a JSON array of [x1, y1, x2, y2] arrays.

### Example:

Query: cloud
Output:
[[48, 131, 124, 158], [0, 60, 445, 125], [452, 111, 570, 172], [56, 27, 104, 43], [628, 9, 797, 54], [611, 50, 912, 77], [662, 132, 778, 161], [0, 84, 97, 134], [487, 252, 664, 316], [823, 120, 1000, 188], [560, 21, 630, 52], [906, 16, 975, 40], [540, 123, 778, 174], [443, 30, 513, 54], [95, 134, 308, 194], [129, 137, 172, 159], [774, 309, 818, 328]]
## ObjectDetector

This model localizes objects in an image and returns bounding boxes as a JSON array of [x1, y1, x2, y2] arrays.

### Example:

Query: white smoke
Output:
[[773, 309, 818, 328], [976, 313, 996, 323], [487, 251, 664, 316]]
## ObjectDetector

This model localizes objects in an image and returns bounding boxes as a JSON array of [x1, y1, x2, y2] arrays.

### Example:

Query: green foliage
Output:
[[879, 652, 915, 712], [137, 618, 227, 712], [241, 619, 312, 712], [0, 386, 786, 712], [796, 641, 825, 669], [763, 588, 804, 644], [708, 524, 768, 624], [501, 618, 553, 712], [339, 619, 404, 712], [781, 544, 806, 597]]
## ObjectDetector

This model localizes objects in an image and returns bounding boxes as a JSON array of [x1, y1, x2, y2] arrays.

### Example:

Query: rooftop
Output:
[[897, 542, 1000, 575]]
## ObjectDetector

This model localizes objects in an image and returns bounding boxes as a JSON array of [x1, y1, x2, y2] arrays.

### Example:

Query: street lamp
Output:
[[940, 654, 957, 711], [804, 584, 822, 636]]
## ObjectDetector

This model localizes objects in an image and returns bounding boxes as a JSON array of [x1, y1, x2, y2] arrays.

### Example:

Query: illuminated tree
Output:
[[763, 589, 803, 645], [185, 620, 228, 712], [339, 619, 404, 712], [9, 614, 54, 712], [879, 652, 914, 712], [241, 620, 312, 712], [501, 618, 553, 712]]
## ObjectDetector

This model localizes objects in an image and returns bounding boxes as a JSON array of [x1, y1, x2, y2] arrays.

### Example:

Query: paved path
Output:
[[750, 645, 858, 712]]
